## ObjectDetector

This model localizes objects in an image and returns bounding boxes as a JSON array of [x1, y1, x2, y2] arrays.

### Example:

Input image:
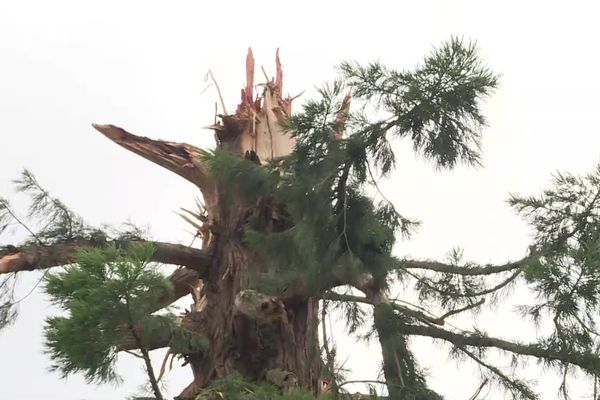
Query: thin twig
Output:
[[337, 380, 387, 389], [206, 70, 228, 115], [468, 378, 488, 400], [438, 299, 485, 321]]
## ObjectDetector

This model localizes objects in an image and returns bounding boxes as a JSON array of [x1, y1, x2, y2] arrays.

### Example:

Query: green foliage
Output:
[[331, 293, 368, 335], [0, 169, 150, 332], [43, 243, 176, 383], [203, 38, 498, 301], [372, 304, 440, 400], [195, 373, 332, 400], [12, 168, 88, 243], [201, 38, 512, 397], [1, 169, 89, 330], [7, 37, 600, 400], [340, 37, 498, 169], [510, 164, 600, 365], [412, 248, 498, 308], [170, 325, 209, 354], [200, 149, 279, 204], [448, 345, 538, 400], [0, 272, 18, 331]]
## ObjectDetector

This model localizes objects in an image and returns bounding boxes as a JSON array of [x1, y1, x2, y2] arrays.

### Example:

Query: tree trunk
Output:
[[176, 239, 321, 399], [93, 49, 322, 399], [177, 49, 323, 396]]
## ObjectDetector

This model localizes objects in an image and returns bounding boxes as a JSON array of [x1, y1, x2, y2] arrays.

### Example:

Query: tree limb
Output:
[[406, 266, 524, 299], [0, 240, 211, 276], [437, 299, 485, 321], [0, 240, 211, 312], [91, 124, 217, 213], [401, 256, 535, 276], [402, 323, 600, 373], [324, 291, 444, 326]]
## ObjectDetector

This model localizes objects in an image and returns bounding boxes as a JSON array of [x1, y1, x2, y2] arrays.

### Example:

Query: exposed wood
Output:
[[243, 47, 255, 106], [97, 52, 318, 400], [91, 123, 218, 216], [334, 89, 352, 139], [265, 368, 298, 390], [168, 267, 203, 307], [218, 49, 296, 162], [275, 49, 283, 98], [234, 289, 285, 323]]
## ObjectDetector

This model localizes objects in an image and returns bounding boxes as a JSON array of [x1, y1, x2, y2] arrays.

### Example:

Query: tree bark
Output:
[[0, 240, 208, 314], [92, 51, 322, 400], [0, 240, 211, 275]]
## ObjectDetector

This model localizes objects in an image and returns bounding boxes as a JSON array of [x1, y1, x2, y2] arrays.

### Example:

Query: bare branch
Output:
[[437, 299, 485, 321], [333, 89, 352, 139], [91, 124, 216, 212]]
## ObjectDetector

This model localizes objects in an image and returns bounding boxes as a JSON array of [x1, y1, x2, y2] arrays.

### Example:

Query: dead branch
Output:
[[334, 90, 352, 140], [91, 124, 217, 214]]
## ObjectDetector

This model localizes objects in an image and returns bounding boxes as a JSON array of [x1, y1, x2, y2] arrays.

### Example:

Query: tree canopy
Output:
[[2, 38, 600, 400]]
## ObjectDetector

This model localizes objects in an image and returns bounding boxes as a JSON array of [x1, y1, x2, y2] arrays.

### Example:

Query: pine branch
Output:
[[0, 239, 212, 276], [125, 295, 165, 400], [401, 256, 535, 276], [458, 346, 537, 400], [338, 379, 387, 388], [13, 168, 83, 242], [402, 323, 600, 374], [0, 240, 208, 313], [320, 299, 339, 393], [437, 299, 485, 321], [408, 265, 525, 299], [324, 291, 443, 325]]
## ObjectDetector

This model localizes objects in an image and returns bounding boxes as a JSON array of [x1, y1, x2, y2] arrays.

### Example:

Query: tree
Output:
[[2, 38, 600, 399]]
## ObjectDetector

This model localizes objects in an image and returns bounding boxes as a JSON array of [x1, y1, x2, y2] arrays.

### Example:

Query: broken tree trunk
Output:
[[94, 49, 321, 400]]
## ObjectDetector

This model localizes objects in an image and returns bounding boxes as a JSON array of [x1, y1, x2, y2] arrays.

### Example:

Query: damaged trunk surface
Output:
[[96, 49, 321, 399], [179, 242, 320, 399]]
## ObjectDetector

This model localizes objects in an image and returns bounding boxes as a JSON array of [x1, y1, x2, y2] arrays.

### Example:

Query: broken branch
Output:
[[91, 124, 216, 213]]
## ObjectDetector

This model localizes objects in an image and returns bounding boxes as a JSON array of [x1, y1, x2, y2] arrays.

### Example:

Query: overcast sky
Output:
[[2, 1, 600, 399]]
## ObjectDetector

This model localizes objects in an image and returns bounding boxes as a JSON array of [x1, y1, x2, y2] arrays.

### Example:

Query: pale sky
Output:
[[2, 1, 600, 399]]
